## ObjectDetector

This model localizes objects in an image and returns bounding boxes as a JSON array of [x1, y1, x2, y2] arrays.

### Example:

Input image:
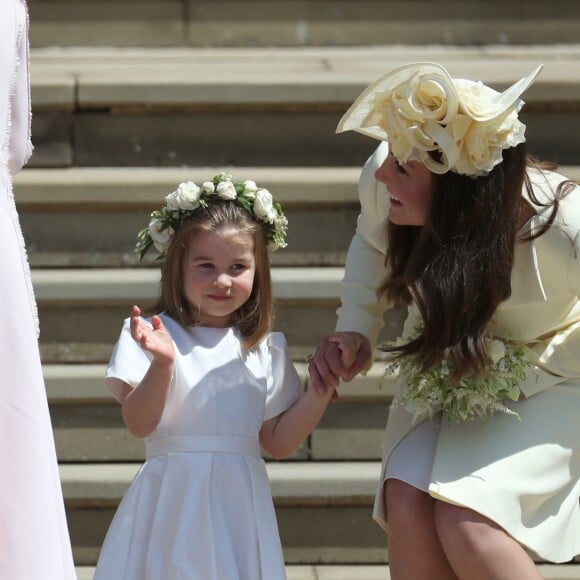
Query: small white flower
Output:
[[243, 180, 258, 197], [254, 188, 277, 223], [148, 218, 174, 253], [488, 339, 506, 365], [274, 215, 288, 232], [216, 180, 237, 200], [164, 191, 181, 212], [201, 181, 215, 194]]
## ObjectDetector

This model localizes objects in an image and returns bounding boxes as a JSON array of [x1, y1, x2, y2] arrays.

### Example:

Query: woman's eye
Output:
[[395, 160, 407, 175]]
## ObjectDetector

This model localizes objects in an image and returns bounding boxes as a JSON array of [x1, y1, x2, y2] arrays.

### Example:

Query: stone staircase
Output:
[[18, 1, 580, 577]]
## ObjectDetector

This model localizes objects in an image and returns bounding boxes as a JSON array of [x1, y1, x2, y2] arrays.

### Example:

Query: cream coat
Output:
[[336, 142, 580, 562]]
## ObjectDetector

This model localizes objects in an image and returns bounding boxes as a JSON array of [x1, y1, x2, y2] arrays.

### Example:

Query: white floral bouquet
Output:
[[383, 309, 534, 424], [136, 173, 288, 261]]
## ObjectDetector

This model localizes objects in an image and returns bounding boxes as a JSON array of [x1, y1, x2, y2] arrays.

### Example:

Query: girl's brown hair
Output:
[[150, 202, 273, 350], [379, 143, 567, 381]]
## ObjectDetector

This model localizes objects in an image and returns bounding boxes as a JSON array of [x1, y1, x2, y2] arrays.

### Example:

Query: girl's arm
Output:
[[120, 306, 175, 438], [259, 386, 335, 459]]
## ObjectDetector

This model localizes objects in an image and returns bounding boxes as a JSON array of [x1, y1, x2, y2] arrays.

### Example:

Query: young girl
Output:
[[94, 174, 335, 580], [310, 62, 580, 578]]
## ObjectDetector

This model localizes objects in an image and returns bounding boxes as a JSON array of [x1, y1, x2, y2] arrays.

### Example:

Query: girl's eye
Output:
[[196, 263, 214, 270], [231, 263, 247, 272]]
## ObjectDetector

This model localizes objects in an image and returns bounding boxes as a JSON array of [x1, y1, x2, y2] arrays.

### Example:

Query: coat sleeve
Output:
[[335, 142, 393, 349], [568, 228, 580, 296]]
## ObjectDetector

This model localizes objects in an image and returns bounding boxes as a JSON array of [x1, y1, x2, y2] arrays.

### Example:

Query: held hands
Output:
[[130, 305, 174, 367], [308, 331, 372, 396]]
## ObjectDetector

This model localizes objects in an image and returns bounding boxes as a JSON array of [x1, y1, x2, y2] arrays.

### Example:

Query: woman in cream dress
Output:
[[309, 62, 580, 578], [0, 1, 75, 577]]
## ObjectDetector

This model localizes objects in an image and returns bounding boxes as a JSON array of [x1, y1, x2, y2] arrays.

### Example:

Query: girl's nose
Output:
[[214, 273, 232, 288]]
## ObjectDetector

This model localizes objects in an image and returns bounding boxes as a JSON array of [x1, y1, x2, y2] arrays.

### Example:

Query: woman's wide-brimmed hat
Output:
[[337, 62, 543, 177]]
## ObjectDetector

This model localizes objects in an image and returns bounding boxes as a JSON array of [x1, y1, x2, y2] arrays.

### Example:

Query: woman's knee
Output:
[[433, 500, 500, 550], [385, 479, 433, 527]]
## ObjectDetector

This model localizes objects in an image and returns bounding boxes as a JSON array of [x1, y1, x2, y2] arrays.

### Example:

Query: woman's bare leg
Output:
[[434, 501, 543, 580], [385, 479, 458, 580]]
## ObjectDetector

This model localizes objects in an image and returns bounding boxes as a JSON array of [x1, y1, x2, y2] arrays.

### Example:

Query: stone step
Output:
[[32, 267, 407, 363], [46, 362, 394, 462], [75, 564, 580, 580], [15, 164, 580, 267], [29, 46, 580, 167], [61, 461, 580, 569], [27, 0, 580, 48], [62, 461, 386, 566], [14, 166, 362, 268]]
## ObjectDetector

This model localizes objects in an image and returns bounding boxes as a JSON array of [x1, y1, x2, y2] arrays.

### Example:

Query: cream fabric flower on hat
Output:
[[337, 62, 543, 177]]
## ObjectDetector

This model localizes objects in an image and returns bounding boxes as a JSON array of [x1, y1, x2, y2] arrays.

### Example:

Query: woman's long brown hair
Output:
[[379, 143, 547, 380]]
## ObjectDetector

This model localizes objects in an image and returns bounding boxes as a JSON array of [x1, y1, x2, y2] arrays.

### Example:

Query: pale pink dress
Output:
[[0, 1, 76, 577]]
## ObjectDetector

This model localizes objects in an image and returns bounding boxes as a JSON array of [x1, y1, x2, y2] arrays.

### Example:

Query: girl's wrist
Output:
[[151, 357, 174, 371]]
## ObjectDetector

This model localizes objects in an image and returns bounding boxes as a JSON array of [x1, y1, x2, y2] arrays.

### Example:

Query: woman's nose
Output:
[[374, 156, 391, 184]]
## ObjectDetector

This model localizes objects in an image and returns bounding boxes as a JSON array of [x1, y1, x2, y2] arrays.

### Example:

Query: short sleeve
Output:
[[105, 317, 153, 401], [263, 333, 303, 421]]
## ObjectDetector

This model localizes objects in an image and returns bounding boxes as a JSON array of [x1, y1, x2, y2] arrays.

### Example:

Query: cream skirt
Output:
[[373, 383, 580, 563]]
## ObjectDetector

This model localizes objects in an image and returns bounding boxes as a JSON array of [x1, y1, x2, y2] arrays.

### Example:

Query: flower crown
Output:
[[136, 173, 288, 261], [337, 62, 543, 177]]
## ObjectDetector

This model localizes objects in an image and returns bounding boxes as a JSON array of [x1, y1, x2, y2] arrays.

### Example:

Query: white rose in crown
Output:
[[148, 217, 174, 253], [216, 180, 237, 200], [176, 181, 201, 209], [165, 181, 201, 211], [243, 180, 258, 200], [254, 189, 277, 223], [201, 181, 215, 194], [164, 191, 180, 212]]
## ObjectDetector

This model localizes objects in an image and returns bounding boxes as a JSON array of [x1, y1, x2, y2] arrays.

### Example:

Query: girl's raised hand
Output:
[[129, 305, 174, 366]]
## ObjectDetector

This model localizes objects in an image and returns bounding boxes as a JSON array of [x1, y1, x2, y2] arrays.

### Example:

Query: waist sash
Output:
[[146, 435, 261, 460]]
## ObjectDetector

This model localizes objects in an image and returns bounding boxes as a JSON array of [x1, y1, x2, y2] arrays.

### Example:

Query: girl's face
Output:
[[375, 151, 434, 226], [182, 228, 256, 328]]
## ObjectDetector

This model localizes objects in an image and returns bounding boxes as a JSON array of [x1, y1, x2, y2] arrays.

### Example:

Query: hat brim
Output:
[[336, 62, 543, 140]]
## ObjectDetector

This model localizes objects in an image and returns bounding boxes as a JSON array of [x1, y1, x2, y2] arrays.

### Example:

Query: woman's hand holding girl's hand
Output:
[[308, 331, 372, 396], [130, 305, 174, 366]]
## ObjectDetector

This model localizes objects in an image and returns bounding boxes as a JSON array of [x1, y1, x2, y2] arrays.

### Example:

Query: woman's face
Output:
[[375, 152, 434, 226]]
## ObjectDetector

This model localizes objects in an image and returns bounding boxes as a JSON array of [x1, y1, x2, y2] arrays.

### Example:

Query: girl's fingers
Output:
[[308, 364, 328, 396], [328, 333, 358, 371]]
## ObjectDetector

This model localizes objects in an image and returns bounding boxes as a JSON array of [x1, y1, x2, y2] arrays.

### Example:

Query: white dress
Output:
[[94, 313, 303, 580], [0, 2, 76, 578]]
